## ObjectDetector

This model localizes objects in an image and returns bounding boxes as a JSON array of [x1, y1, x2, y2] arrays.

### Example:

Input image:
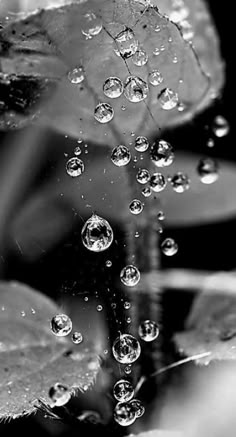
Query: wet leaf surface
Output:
[[0, 282, 100, 419], [0, 0, 224, 143], [175, 289, 236, 364]]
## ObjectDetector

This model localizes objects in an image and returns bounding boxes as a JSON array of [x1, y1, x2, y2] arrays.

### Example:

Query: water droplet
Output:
[[212, 115, 230, 138], [148, 70, 163, 86], [178, 102, 186, 112], [112, 333, 141, 364], [66, 157, 84, 177], [124, 365, 132, 375], [129, 398, 145, 418], [111, 145, 131, 166], [114, 401, 136, 426], [120, 265, 141, 287], [97, 305, 103, 312], [129, 199, 143, 215], [81, 12, 102, 39], [68, 67, 84, 84], [158, 88, 179, 110], [94, 103, 114, 123], [138, 320, 159, 342], [74, 146, 82, 156], [49, 383, 71, 407], [171, 172, 190, 193], [31, 308, 36, 314], [150, 173, 167, 192], [124, 76, 148, 103], [81, 214, 113, 252], [124, 301, 131, 310], [161, 238, 178, 256], [150, 140, 174, 167], [207, 138, 215, 148], [103, 77, 124, 98], [136, 168, 150, 184], [197, 158, 219, 184], [72, 331, 83, 344], [157, 211, 165, 221], [21, 311, 26, 317], [51, 314, 72, 337], [135, 136, 149, 152], [113, 379, 134, 402], [132, 48, 148, 66], [142, 186, 152, 197], [153, 47, 160, 56], [114, 28, 138, 59], [106, 260, 112, 267]]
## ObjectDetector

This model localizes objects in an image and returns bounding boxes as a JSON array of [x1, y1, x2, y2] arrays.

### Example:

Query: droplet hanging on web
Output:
[[124, 76, 148, 103], [111, 145, 131, 167], [158, 88, 179, 110], [94, 103, 114, 123], [81, 214, 113, 252], [129, 398, 145, 418], [171, 172, 190, 193], [150, 140, 174, 167], [132, 48, 148, 66], [114, 27, 138, 59], [72, 332, 83, 344], [148, 70, 163, 86], [129, 199, 144, 215], [212, 115, 230, 138], [136, 168, 150, 184], [135, 136, 149, 152], [161, 238, 178, 256], [120, 265, 141, 287], [112, 333, 141, 364], [114, 401, 136, 426], [66, 157, 84, 177], [51, 314, 72, 337], [103, 77, 124, 99], [150, 173, 167, 192], [113, 379, 134, 402], [138, 320, 160, 342]]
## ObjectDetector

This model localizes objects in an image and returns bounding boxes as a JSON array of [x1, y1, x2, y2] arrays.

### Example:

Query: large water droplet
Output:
[[150, 140, 174, 167], [94, 103, 114, 123], [148, 70, 163, 86], [66, 157, 84, 177], [129, 199, 143, 215], [113, 379, 134, 402], [114, 28, 138, 59], [81, 12, 103, 39], [129, 399, 145, 418], [132, 48, 148, 66], [150, 173, 167, 192], [134, 136, 149, 152], [103, 77, 124, 98], [49, 383, 71, 407], [161, 238, 178, 256], [72, 332, 83, 344], [171, 172, 190, 193], [136, 168, 150, 184], [138, 320, 160, 342], [114, 401, 136, 426], [112, 333, 141, 364], [68, 67, 85, 84], [81, 214, 113, 252], [124, 76, 148, 103], [111, 145, 131, 166], [212, 115, 230, 138], [158, 88, 179, 110], [197, 158, 219, 184], [120, 265, 141, 287], [51, 314, 72, 337]]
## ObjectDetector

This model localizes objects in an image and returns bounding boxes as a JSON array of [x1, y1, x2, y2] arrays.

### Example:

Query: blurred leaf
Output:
[[0, 0, 223, 143], [0, 282, 100, 419], [175, 288, 236, 364]]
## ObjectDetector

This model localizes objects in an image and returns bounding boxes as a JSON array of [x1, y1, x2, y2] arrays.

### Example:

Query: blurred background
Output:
[[0, 0, 235, 436]]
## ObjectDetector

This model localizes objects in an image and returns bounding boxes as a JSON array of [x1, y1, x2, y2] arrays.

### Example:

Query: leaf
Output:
[[174, 285, 236, 364], [128, 430, 182, 437], [0, 0, 224, 144], [0, 281, 100, 419]]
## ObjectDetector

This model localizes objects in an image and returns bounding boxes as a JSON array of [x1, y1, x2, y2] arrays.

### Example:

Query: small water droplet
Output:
[[74, 146, 82, 156], [124, 301, 131, 310], [150, 140, 174, 167], [51, 314, 72, 337], [171, 172, 190, 193], [138, 320, 159, 342], [106, 260, 112, 267], [72, 331, 83, 344], [94, 103, 114, 123], [153, 47, 160, 56], [21, 311, 26, 317], [132, 48, 148, 66], [206, 138, 215, 148], [129, 199, 143, 215], [68, 67, 85, 84], [31, 308, 36, 315], [66, 157, 84, 177], [81, 12, 102, 39], [113, 379, 134, 402], [129, 398, 145, 418], [158, 88, 179, 110], [197, 158, 219, 184], [134, 136, 149, 152], [150, 173, 167, 192], [111, 145, 131, 167], [161, 238, 178, 256], [103, 77, 124, 98], [114, 28, 138, 58], [114, 401, 136, 426], [124, 364, 132, 375], [120, 265, 141, 287], [148, 70, 163, 86], [157, 211, 165, 221], [112, 333, 141, 364], [136, 168, 150, 184], [124, 76, 148, 103], [49, 383, 71, 407], [212, 115, 230, 138], [142, 186, 152, 197], [97, 305, 103, 312], [81, 214, 113, 252]]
